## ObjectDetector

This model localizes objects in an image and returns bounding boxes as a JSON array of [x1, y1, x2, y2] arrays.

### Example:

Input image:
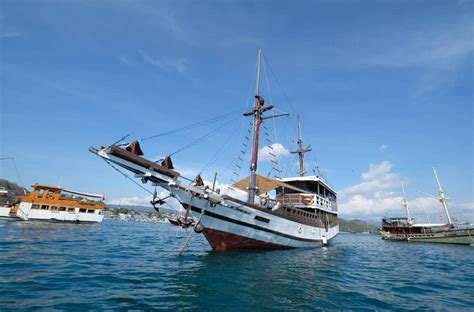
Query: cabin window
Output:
[[67, 208, 75, 213], [79, 208, 87, 213], [32, 204, 40, 209], [59, 207, 67, 211], [37, 189, 45, 197], [46, 190, 55, 198], [87, 209, 95, 214], [41, 205, 49, 210], [51, 206, 58, 211]]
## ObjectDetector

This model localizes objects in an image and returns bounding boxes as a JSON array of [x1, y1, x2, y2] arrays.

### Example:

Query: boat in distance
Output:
[[0, 183, 105, 223], [90, 49, 339, 250], [380, 169, 473, 245]]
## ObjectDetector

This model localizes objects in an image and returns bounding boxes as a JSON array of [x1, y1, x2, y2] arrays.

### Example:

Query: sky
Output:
[[1, 0, 473, 223]]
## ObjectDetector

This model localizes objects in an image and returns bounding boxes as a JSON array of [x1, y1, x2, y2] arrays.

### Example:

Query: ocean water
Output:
[[0, 220, 473, 311]]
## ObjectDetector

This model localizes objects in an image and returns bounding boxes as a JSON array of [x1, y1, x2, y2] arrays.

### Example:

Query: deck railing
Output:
[[276, 193, 337, 212]]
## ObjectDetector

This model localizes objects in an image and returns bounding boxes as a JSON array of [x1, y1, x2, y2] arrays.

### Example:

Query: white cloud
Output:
[[379, 144, 389, 151], [108, 189, 184, 211], [108, 195, 152, 206], [369, 22, 473, 70], [258, 143, 289, 162], [137, 50, 188, 74], [0, 31, 22, 39], [341, 161, 399, 197], [138, 49, 163, 67], [338, 161, 474, 224], [167, 57, 188, 74], [118, 56, 132, 65]]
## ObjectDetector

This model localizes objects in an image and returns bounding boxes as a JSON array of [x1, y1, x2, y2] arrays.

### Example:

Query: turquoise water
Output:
[[0, 220, 473, 310]]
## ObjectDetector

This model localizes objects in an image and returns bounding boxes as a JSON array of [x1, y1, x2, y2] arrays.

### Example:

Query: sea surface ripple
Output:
[[0, 220, 473, 310]]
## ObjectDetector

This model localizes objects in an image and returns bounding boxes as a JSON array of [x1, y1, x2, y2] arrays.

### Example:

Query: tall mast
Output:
[[433, 167, 453, 225], [247, 48, 264, 204], [291, 115, 311, 176], [243, 49, 286, 204], [401, 182, 412, 223]]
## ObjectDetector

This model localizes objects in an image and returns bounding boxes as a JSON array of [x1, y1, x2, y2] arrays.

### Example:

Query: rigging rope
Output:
[[140, 111, 240, 142], [197, 118, 241, 177], [0, 157, 25, 188], [102, 158, 177, 210], [262, 53, 298, 115], [230, 121, 252, 183], [168, 115, 241, 157]]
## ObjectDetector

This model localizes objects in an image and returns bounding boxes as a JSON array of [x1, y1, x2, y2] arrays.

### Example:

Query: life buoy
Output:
[[301, 195, 314, 206]]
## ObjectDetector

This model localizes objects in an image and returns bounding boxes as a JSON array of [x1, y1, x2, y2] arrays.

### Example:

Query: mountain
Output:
[[106, 204, 178, 216], [0, 179, 27, 205], [339, 218, 379, 233]]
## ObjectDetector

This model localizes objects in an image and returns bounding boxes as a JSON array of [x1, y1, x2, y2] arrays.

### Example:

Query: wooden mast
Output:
[[433, 167, 453, 225], [247, 48, 263, 204], [291, 115, 312, 176], [243, 49, 286, 204], [401, 181, 412, 224]]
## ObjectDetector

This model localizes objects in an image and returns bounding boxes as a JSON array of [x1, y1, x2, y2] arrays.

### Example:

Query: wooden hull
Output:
[[203, 228, 293, 251], [381, 228, 473, 245]]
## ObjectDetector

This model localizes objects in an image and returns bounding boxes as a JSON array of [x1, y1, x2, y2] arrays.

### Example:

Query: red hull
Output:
[[202, 228, 292, 251]]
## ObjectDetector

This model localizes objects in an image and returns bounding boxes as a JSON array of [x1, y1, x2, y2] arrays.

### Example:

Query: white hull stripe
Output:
[[187, 204, 335, 243]]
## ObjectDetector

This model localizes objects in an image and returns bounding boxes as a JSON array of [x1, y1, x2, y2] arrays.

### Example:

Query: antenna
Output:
[[432, 167, 452, 225]]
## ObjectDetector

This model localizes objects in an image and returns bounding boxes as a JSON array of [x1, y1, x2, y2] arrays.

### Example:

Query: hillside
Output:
[[0, 179, 27, 205], [339, 218, 379, 233]]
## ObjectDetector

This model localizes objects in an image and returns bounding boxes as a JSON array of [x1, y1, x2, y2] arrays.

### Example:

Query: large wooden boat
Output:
[[380, 169, 473, 245], [90, 49, 338, 250], [3, 183, 105, 223]]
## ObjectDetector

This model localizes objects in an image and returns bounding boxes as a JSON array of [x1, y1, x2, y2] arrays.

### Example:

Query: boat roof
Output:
[[31, 183, 104, 200], [233, 174, 307, 194], [383, 217, 410, 221], [411, 223, 448, 227], [279, 175, 336, 194]]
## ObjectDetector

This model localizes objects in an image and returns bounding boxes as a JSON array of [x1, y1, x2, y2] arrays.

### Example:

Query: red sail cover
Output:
[[125, 141, 144, 156], [194, 174, 204, 186], [161, 156, 174, 169]]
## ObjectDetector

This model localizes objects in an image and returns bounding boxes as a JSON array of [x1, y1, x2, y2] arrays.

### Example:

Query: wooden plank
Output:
[[108, 145, 180, 179]]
